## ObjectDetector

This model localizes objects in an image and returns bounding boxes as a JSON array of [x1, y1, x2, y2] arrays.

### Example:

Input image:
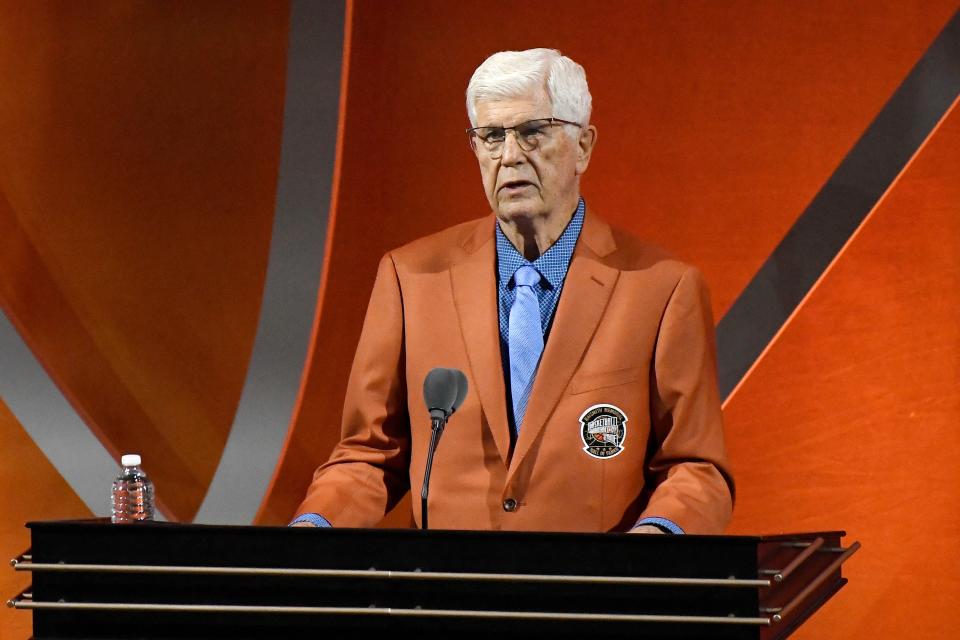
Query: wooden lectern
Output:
[[8, 520, 858, 639]]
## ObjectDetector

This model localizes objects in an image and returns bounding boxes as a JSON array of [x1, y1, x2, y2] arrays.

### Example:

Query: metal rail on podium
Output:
[[7, 520, 858, 639]]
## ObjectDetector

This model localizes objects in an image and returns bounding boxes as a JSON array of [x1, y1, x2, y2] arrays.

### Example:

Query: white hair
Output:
[[466, 48, 592, 130]]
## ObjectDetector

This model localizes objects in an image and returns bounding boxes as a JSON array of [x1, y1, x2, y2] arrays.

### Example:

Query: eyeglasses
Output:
[[466, 118, 581, 158]]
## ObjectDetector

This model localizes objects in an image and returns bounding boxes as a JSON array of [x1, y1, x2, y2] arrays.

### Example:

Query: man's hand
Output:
[[630, 525, 667, 534], [291, 521, 317, 528]]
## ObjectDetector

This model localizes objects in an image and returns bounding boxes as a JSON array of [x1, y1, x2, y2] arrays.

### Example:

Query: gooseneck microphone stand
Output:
[[420, 367, 468, 531], [420, 413, 448, 531]]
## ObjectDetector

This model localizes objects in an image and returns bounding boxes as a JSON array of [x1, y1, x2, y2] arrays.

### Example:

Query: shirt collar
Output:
[[495, 198, 586, 289]]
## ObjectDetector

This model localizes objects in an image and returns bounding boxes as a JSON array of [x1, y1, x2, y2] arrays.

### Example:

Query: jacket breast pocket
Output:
[[569, 366, 643, 395]]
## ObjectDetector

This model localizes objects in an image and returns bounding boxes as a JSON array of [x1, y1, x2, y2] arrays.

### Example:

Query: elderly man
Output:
[[293, 48, 733, 534]]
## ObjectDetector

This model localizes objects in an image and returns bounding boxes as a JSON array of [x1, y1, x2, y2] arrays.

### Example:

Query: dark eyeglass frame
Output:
[[466, 118, 582, 157]]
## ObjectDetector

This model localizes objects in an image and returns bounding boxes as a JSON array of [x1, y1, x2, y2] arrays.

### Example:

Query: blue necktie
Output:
[[509, 265, 544, 433]]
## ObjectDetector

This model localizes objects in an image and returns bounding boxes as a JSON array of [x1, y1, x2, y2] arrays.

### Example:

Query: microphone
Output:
[[420, 367, 468, 530], [423, 368, 460, 420]]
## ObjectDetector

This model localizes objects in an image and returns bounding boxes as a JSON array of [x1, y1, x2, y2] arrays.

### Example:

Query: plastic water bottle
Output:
[[111, 454, 155, 523]]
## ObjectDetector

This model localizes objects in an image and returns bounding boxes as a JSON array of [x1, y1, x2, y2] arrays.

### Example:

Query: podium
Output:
[[8, 520, 858, 639]]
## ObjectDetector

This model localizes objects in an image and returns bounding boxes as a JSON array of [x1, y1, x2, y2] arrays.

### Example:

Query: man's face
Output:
[[472, 87, 593, 223]]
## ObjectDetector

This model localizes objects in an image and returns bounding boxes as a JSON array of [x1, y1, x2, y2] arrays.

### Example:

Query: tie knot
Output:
[[513, 265, 541, 288]]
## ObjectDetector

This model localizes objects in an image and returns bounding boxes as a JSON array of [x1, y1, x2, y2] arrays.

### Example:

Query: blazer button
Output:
[[502, 498, 517, 512]]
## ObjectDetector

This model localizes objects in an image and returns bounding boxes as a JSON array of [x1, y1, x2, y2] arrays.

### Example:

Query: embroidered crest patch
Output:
[[579, 404, 628, 459]]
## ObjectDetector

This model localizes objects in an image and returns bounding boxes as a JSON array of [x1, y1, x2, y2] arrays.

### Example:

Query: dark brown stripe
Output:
[[717, 9, 960, 400]]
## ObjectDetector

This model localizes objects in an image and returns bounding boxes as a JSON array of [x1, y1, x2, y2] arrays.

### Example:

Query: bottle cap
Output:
[[121, 454, 142, 467]]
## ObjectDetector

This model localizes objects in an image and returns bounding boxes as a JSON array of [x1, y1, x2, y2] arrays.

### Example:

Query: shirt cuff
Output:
[[633, 517, 684, 535], [289, 513, 332, 528]]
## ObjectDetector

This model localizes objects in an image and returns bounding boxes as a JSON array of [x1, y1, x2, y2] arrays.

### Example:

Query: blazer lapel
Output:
[[508, 210, 620, 477], [450, 216, 511, 467]]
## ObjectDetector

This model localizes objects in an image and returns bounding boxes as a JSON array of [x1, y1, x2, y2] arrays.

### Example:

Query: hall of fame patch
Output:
[[579, 404, 628, 459]]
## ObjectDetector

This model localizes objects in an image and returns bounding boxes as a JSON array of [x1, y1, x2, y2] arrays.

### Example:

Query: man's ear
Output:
[[576, 125, 598, 175]]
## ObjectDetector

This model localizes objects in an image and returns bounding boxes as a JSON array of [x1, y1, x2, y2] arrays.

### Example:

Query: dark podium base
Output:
[[8, 520, 858, 639]]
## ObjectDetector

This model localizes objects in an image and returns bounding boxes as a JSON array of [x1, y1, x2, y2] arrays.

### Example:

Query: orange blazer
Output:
[[296, 209, 734, 534]]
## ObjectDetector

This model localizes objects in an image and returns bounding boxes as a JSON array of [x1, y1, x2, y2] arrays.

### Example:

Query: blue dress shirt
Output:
[[495, 198, 585, 434]]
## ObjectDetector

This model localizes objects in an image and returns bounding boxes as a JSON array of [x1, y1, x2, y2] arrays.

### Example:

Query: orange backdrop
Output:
[[1, 1, 958, 638], [0, 1, 290, 634]]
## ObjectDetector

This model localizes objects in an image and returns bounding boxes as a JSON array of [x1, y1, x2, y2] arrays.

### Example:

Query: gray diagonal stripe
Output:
[[0, 311, 165, 521], [194, 0, 345, 523], [717, 9, 960, 400]]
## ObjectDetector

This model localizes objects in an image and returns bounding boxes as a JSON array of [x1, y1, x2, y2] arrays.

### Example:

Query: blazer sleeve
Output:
[[294, 253, 411, 527], [638, 265, 735, 534]]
